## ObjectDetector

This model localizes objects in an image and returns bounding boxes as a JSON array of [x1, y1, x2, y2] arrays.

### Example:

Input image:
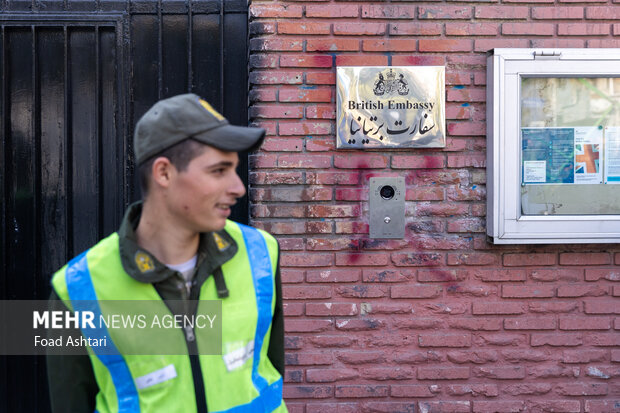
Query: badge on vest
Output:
[[135, 364, 177, 390], [135, 251, 155, 273], [222, 340, 254, 372], [213, 232, 230, 252]]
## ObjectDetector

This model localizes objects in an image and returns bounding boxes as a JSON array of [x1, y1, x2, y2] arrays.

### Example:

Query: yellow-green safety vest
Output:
[[51, 220, 287, 413]]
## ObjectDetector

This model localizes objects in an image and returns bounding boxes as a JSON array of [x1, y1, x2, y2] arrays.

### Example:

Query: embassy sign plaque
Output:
[[337, 66, 445, 149]]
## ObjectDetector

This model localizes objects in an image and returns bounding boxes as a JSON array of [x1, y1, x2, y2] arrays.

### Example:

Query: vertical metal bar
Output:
[[96, 25, 103, 239], [64, 25, 73, 258], [219, 0, 224, 111], [0, 26, 6, 300], [157, 0, 163, 99], [32, 25, 42, 299], [187, 0, 193, 92]]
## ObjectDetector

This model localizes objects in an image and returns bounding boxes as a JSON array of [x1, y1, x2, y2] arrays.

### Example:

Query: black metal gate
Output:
[[0, 1, 250, 410]]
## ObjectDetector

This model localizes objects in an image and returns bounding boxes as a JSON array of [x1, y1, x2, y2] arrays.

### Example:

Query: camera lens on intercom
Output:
[[380, 185, 395, 200]]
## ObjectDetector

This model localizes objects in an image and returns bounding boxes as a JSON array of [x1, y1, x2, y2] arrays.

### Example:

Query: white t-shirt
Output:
[[166, 255, 197, 291]]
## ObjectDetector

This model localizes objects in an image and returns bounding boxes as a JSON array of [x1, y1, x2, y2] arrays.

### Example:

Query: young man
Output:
[[47, 94, 287, 413]]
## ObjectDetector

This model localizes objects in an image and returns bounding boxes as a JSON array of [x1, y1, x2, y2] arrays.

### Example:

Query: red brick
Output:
[[250, 22, 275, 36], [307, 39, 360, 52], [562, 349, 607, 363], [306, 369, 359, 383], [250, 71, 303, 85], [557, 284, 608, 297], [391, 252, 444, 267], [473, 302, 526, 315], [306, 269, 360, 283], [250, 88, 277, 103], [250, 38, 303, 52], [501, 349, 551, 363], [446, 23, 499, 36], [446, 103, 472, 120], [587, 333, 620, 346], [335, 55, 388, 66], [448, 284, 495, 298], [335, 221, 369, 234], [503, 253, 556, 266], [474, 39, 529, 52], [447, 186, 485, 201], [417, 367, 470, 380], [364, 303, 412, 315], [250, 171, 303, 185], [407, 188, 445, 202], [475, 5, 529, 18], [556, 383, 608, 396], [254, 221, 305, 235], [531, 333, 583, 347], [278, 154, 331, 168], [286, 352, 333, 366], [280, 269, 305, 283], [259, 137, 303, 152], [416, 203, 468, 217], [306, 4, 358, 18], [532, 6, 584, 19], [393, 318, 442, 330], [279, 238, 304, 251], [473, 401, 526, 413], [250, 3, 302, 18], [252, 205, 306, 218], [307, 171, 360, 185], [392, 351, 442, 365], [278, 21, 330, 35], [362, 269, 414, 283], [305, 104, 336, 118], [584, 300, 620, 314], [419, 39, 473, 52], [529, 268, 582, 282], [419, 6, 472, 19], [448, 253, 497, 266], [283, 385, 333, 399], [558, 23, 610, 35], [392, 55, 446, 66], [337, 351, 385, 364], [391, 284, 442, 299], [528, 302, 579, 314], [448, 318, 502, 331], [284, 302, 304, 316], [336, 253, 388, 266], [335, 385, 388, 398], [281, 253, 334, 268], [306, 137, 335, 152], [504, 317, 556, 330], [528, 365, 580, 378], [473, 366, 525, 379], [613, 350, 620, 362], [333, 22, 386, 36], [250, 54, 278, 69], [419, 333, 472, 348], [280, 54, 332, 68], [531, 39, 586, 47], [447, 384, 498, 397], [305, 222, 333, 234], [560, 252, 611, 265], [418, 268, 468, 283], [285, 369, 304, 383], [335, 318, 385, 331], [420, 402, 471, 413], [306, 303, 358, 317], [586, 6, 620, 19], [337, 285, 388, 298], [392, 155, 445, 169], [585, 400, 620, 413], [389, 22, 443, 36], [527, 401, 581, 413], [309, 335, 354, 348], [474, 269, 526, 282], [502, 22, 555, 35], [306, 73, 336, 87], [279, 87, 332, 103], [587, 39, 620, 47], [390, 385, 440, 398], [279, 121, 331, 136], [251, 187, 331, 202], [306, 404, 358, 413], [285, 319, 333, 333], [447, 218, 485, 233], [447, 88, 486, 103], [501, 285, 556, 298], [335, 188, 367, 201], [559, 317, 611, 330], [361, 4, 416, 19], [446, 72, 473, 86], [334, 154, 388, 169], [362, 39, 417, 52]]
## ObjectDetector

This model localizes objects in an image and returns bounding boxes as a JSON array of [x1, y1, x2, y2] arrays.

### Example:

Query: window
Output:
[[487, 49, 620, 244]]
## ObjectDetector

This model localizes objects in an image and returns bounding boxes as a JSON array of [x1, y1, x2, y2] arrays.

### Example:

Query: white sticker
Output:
[[135, 364, 177, 390], [222, 340, 254, 372]]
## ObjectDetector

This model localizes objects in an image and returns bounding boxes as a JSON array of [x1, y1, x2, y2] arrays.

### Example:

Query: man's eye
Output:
[[212, 168, 226, 175]]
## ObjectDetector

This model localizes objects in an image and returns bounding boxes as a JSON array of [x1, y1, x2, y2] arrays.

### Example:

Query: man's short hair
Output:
[[138, 138, 208, 196]]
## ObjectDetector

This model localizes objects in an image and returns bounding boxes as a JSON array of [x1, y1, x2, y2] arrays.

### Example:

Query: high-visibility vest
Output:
[[51, 220, 287, 413]]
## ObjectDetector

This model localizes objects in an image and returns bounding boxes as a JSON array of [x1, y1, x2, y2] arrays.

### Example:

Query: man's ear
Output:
[[151, 157, 175, 189]]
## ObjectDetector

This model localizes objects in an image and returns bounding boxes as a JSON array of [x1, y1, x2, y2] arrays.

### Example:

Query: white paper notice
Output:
[[574, 127, 603, 184], [524, 161, 546, 183], [605, 127, 620, 184]]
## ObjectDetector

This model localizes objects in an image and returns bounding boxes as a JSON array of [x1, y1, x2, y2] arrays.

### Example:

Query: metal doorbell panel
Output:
[[369, 177, 405, 239]]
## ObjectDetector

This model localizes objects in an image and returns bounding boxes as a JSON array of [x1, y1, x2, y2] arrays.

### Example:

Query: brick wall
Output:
[[248, 1, 620, 412]]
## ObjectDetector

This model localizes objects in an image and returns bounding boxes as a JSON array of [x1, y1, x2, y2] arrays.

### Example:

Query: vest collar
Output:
[[118, 201, 237, 283]]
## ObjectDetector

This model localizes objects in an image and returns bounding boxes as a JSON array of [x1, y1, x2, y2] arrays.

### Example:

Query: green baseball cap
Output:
[[134, 93, 266, 165]]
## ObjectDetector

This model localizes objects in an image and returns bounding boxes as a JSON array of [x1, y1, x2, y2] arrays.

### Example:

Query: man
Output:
[[47, 94, 287, 413]]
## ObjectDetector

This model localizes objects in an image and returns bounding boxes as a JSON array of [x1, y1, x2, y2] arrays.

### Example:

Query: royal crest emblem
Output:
[[373, 68, 409, 96], [134, 251, 155, 273]]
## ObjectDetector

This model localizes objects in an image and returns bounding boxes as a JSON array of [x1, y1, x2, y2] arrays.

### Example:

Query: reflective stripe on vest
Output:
[[65, 251, 141, 413], [65, 223, 282, 413]]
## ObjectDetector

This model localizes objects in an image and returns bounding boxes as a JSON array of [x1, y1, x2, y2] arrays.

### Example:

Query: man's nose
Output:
[[229, 171, 246, 198]]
